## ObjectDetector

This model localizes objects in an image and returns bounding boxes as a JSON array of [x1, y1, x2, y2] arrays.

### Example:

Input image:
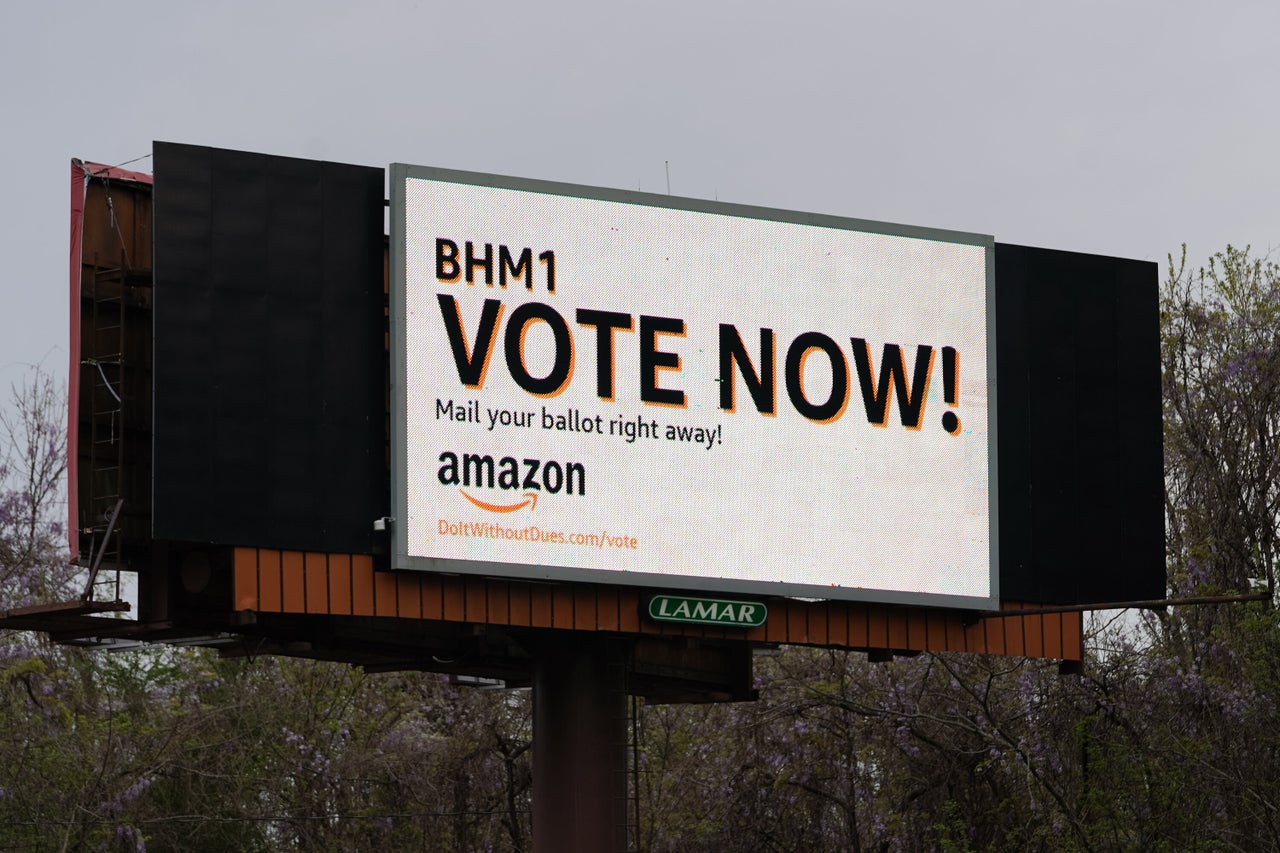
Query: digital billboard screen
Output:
[[391, 165, 997, 608]]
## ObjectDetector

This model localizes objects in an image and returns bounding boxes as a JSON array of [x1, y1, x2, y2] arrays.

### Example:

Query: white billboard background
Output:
[[395, 169, 994, 605]]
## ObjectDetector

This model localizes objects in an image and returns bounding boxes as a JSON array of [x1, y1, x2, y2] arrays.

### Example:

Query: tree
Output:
[[0, 367, 76, 607], [1162, 245, 1280, 602]]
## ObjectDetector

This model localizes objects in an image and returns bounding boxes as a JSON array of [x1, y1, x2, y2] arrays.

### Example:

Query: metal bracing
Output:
[[80, 249, 127, 603]]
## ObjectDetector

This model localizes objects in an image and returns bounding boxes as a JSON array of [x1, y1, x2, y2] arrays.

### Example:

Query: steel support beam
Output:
[[532, 635, 629, 852]]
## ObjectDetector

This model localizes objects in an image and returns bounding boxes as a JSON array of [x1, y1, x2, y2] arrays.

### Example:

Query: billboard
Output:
[[391, 164, 997, 609], [151, 143, 386, 556]]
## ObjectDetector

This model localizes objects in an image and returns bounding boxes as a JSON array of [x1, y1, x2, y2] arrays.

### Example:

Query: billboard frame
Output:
[[389, 162, 999, 610]]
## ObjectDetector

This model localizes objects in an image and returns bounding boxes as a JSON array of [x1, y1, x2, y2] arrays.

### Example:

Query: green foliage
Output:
[[0, 642, 533, 851], [933, 801, 976, 853]]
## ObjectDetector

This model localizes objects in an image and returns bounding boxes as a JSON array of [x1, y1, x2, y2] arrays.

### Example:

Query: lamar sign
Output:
[[391, 164, 998, 609], [645, 595, 768, 628]]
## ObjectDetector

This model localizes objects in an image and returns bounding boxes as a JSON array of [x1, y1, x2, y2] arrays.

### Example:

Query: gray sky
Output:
[[2, 0, 1277, 390]]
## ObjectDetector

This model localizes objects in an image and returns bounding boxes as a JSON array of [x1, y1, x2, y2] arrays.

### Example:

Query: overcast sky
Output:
[[2, 0, 1277, 391]]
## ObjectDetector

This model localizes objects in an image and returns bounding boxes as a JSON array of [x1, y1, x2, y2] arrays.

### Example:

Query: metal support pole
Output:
[[532, 635, 629, 853]]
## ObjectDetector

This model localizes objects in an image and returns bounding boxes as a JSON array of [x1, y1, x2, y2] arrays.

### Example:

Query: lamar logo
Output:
[[645, 595, 768, 628], [437, 451, 586, 513]]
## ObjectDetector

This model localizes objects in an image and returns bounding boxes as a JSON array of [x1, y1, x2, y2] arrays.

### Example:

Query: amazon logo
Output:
[[438, 450, 585, 513]]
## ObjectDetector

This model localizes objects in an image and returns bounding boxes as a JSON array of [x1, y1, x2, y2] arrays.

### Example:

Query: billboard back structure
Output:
[[391, 165, 998, 608]]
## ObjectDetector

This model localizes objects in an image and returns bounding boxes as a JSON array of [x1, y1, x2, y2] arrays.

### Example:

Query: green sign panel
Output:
[[646, 595, 767, 628]]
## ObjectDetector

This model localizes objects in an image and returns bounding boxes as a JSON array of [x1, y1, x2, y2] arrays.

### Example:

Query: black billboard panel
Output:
[[152, 142, 387, 554], [995, 243, 1164, 603]]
